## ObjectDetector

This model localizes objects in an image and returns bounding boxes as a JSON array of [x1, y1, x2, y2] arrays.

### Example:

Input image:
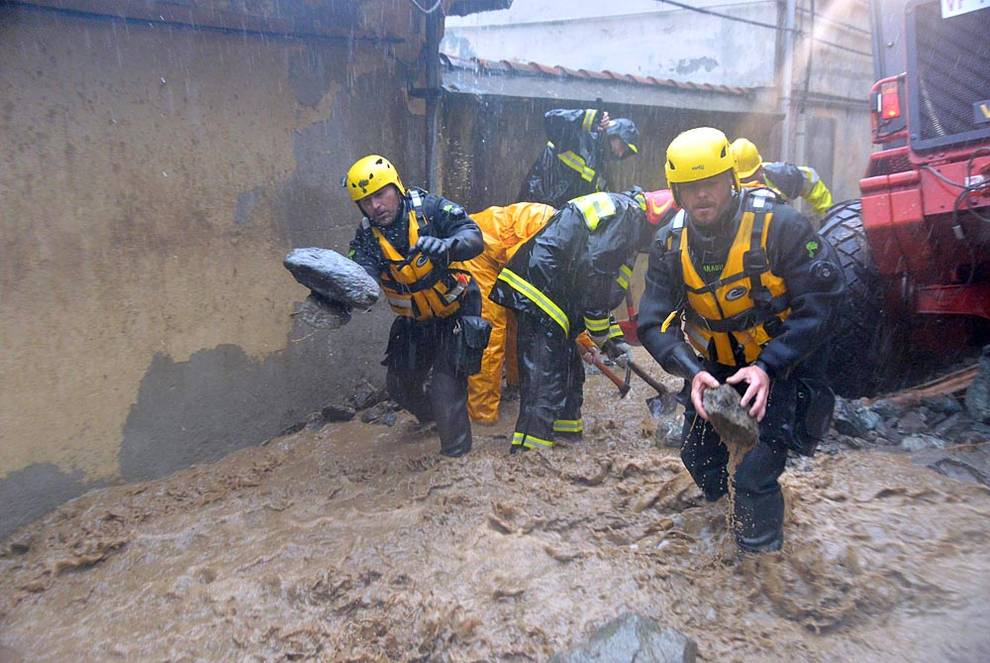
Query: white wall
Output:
[[444, 0, 781, 87]]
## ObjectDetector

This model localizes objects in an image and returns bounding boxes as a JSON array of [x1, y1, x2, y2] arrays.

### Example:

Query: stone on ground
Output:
[[549, 613, 697, 663]]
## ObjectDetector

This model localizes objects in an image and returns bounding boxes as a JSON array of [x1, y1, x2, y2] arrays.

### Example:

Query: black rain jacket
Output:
[[348, 187, 483, 280], [636, 190, 845, 380], [490, 191, 653, 338]]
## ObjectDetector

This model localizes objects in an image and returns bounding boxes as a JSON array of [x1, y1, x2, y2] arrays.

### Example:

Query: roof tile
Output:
[[441, 55, 752, 97]]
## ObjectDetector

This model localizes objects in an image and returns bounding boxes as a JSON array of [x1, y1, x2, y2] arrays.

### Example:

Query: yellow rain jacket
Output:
[[464, 202, 557, 422]]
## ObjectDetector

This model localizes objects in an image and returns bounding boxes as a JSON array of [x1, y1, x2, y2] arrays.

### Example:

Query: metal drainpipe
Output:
[[779, 0, 797, 162], [424, 9, 443, 193]]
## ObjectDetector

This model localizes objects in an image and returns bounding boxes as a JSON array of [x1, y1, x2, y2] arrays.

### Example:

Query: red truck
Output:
[[820, 0, 990, 397]]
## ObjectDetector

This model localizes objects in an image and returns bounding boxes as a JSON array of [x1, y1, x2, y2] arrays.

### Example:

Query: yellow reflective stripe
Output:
[[557, 151, 596, 182], [608, 324, 623, 339], [571, 192, 616, 231], [660, 309, 680, 333], [581, 109, 596, 132], [522, 434, 554, 449], [511, 432, 526, 446], [627, 143, 638, 154], [616, 264, 633, 289], [497, 268, 570, 335], [553, 419, 583, 433], [583, 316, 610, 332]]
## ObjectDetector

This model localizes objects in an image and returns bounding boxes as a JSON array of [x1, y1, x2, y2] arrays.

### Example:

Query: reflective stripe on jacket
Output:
[[668, 194, 791, 366], [491, 191, 648, 342]]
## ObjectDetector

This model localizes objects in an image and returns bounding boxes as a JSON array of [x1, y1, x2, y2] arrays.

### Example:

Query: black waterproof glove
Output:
[[413, 236, 452, 260], [603, 339, 633, 366]]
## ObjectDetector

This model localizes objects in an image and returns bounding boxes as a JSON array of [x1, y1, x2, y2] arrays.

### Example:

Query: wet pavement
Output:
[[2, 353, 989, 661]]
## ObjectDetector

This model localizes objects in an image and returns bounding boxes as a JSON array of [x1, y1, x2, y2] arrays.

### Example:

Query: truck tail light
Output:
[[870, 75, 907, 145], [879, 81, 901, 120]]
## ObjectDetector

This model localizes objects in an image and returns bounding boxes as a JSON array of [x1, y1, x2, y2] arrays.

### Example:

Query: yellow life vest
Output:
[[372, 194, 471, 320], [669, 194, 791, 366]]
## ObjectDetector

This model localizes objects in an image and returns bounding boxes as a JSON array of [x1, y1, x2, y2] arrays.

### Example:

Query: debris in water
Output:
[[548, 612, 697, 663]]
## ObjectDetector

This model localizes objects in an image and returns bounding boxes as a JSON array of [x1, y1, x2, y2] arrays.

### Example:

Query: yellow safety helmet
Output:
[[664, 127, 739, 190], [344, 154, 405, 202], [730, 138, 763, 180]]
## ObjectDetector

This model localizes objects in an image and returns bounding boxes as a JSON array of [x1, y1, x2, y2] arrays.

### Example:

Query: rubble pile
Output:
[[825, 352, 990, 485]]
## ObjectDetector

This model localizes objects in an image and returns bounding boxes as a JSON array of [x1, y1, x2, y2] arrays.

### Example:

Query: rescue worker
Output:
[[345, 155, 489, 458], [730, 138, 834, 218], [638, 128, 844, 552], [491, 189, 677, 451], [464, 202, 558, 424], [519, 108, 640, 208]]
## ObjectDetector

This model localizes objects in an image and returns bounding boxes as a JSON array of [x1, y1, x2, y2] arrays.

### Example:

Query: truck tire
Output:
[[818, 200, 895, 398]]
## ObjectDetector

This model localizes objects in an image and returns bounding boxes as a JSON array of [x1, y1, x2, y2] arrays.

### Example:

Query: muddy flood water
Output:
[[2, 353, 990, 662]]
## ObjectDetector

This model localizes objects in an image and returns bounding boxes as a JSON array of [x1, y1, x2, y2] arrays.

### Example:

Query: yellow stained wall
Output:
[[0, 6, 422, 537]]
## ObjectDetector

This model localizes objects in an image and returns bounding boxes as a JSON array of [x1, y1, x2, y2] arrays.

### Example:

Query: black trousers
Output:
[[384, 291, 480, 457], [680, 366, 802, 551], [512, 313, 584, 449]]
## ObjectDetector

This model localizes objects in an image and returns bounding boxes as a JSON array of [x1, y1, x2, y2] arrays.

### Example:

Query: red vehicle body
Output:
[[819, 0, 990, 397]]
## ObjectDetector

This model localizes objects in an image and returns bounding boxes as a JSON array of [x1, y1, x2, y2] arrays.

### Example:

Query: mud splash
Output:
[[2, 355, 990, 661]]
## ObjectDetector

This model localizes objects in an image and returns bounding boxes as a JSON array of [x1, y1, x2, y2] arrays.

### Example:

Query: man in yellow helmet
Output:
[[637, 128, 844, 553], [730, 137, 834, 218], [490, 188, 676, 452], [463, 202, 558, 424], [519, 108, 640, 208], [344, 155, 487, 457]]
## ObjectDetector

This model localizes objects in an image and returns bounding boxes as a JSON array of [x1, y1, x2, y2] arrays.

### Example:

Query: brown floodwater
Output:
[[2, 355, 989, 662]]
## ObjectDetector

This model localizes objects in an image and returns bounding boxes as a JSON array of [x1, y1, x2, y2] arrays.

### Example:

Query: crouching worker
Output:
[[344, 155, 490, 457], [637, 128, 844, 552], [490, 189, 676, 452], [464, 202, 558, 423]]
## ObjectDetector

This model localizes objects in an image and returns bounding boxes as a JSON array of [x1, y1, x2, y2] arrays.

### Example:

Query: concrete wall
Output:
[[0, 5, 427, 539], [790, 1, 875, 203]]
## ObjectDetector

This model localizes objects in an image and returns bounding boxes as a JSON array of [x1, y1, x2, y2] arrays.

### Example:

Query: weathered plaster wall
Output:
[[0, 6, 424, 538]]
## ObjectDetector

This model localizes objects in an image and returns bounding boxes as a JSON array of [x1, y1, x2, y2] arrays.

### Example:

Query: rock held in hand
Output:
[[284, 248, 380, 309], [703, 384, 758, 452]]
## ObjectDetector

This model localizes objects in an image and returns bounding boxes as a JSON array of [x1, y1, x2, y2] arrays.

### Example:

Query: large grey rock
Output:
[[922, 394, 964, 416], [648, 394, 684, 448], [360, 400, 400, 426], [284, 247, 380, 309], [900, 433, 946, 452], [703, 384, 758, 449], [833, 397, 867, 437], [350, 379, 388, 410], [912, 444, 990, 487], [549, 613, 697, 663], [965, 345, 990, 424], [896, 410, 928, 435]]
